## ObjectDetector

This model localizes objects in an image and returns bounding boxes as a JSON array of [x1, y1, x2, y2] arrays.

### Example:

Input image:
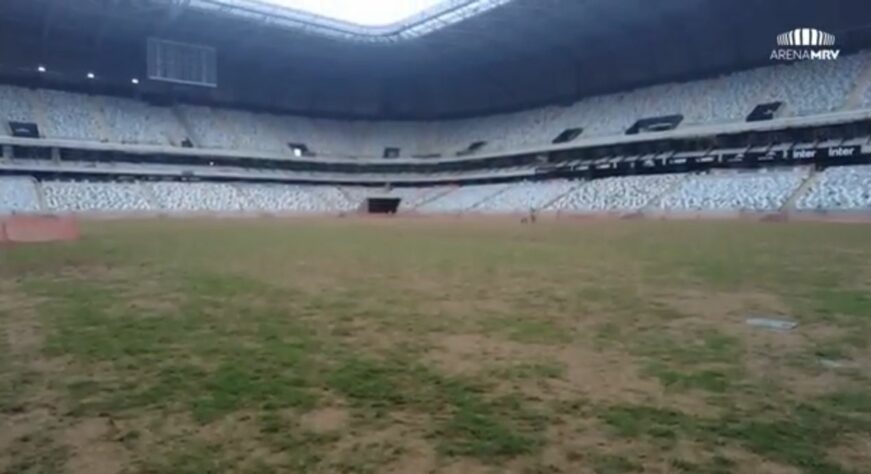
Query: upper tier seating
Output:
[[180, 107, 290, 154], [0, 51, 866, 155], [101, 97, 187, 146], [0, 177, 40, 214], [863, 77, 871, 108], [178, 106, 240, 152], [656, 168, 809, 212], [38, 89, 106, 141], [0, 86, 36, 128], [797, 165, 871, 210], [760, 55, 867, 116]]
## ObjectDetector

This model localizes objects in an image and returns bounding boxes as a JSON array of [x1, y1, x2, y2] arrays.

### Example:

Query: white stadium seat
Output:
[[0, 51, 866, 155], [797, 165, 871, 210], [37, 89, 107, 141], [549, 174, 684, 212], [238, 184, 350, 213], [0, 177, 41, 214], [101, 97, 187, 146], [0, 86, 37, 129], [1, 165, 871, 215], [148, 182, 247, 212], [473, 180, 578, 212], [43, 181, 153, 212], [418, 184, 512, 213], [656, 168, 808, 212]]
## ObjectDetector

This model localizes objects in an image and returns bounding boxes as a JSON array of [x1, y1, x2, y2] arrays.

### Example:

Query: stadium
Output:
[[1, 0, 871, 472]]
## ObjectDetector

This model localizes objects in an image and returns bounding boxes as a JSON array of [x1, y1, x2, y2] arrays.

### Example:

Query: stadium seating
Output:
[[305, 186, 358, 212], [43, 181, 153, 212], [101, 97, 187, 146], [178, 106, 242, 152], [863, 78, 871, 108], [148, 182, 247, 212], [548, 174, 684, 212], [0, 86, 36, 128], [417, 183, 511, 213], [797, 165, 871, 210], [33, 180, 361, 214], [0, 51, 867, 155], [761, 55, 867, 116], [38, 89, 107, 141], [0, 177, 41, 214], [238, 184, 353, 213], [5, 164, 871, 216], [656, 168, 808, 212], [472, 180, 578, 212]]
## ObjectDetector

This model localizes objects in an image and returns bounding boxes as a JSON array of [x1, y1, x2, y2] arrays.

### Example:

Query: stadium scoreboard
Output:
[[147, 38, 217, 88]]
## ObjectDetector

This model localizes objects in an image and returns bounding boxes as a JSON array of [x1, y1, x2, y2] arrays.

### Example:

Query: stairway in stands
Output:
[[32, 177, 47, 212], [411, 186, 459, 211], [139, 182, 163, 211], [540, 181, 588, 212], [641, 175, 690, 212], [466, 185, 514, 212], [782, 167, 820, 212], [231, 184, 260, 211]]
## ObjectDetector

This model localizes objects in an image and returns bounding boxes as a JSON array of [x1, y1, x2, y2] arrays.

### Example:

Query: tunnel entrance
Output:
[[365, 197, 401, 214]]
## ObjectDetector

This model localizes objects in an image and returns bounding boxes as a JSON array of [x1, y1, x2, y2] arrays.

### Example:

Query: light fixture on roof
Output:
[[86, 72, 95, 79], [37, 65, 46, 73], [131, 78, 140, 85]]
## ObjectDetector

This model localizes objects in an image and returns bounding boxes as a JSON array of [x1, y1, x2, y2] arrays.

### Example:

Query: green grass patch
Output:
[[645, 364, 735, 393], [2, 219, 871, 472]]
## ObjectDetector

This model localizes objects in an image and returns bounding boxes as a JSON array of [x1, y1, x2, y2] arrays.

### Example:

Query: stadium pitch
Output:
[[1, 218, 870, 474]]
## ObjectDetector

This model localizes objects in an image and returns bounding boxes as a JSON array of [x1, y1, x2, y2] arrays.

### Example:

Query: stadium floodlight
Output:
[[86, 72, 96, 79], [37, 65, 46, 73]]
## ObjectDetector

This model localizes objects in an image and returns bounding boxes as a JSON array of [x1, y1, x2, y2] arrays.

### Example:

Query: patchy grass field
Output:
[[2, 217, 871, 474]]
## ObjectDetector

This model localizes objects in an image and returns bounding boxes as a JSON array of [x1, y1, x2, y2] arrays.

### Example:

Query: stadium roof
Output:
[[195, 0, 514, 41]]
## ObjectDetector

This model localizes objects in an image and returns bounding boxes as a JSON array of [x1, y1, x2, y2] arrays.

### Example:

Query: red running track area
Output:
[[0, 215, 80, 244]]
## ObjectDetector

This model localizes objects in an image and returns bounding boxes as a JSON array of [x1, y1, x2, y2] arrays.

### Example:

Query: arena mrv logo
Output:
[[771, 27, 840, 61]]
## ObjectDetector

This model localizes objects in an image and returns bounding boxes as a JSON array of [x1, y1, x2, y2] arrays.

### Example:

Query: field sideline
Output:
[[1, 218, 871, 474]]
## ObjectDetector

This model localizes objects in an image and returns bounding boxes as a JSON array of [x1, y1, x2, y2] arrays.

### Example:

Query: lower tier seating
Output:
[[3, 165, 871, 216], [655, 168, 809, 212], [43, 181, 152, 212], [797, 165, 871, 210], [0, 177, 41, 214], [548, 174, 683, 212]]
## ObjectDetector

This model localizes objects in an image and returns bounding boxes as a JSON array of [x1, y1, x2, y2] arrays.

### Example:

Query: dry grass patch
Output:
[[62, 417, 128, 474], [301, 406, 350, 434], [827, 435, 871, 473], [2, 218, 871, 473]]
